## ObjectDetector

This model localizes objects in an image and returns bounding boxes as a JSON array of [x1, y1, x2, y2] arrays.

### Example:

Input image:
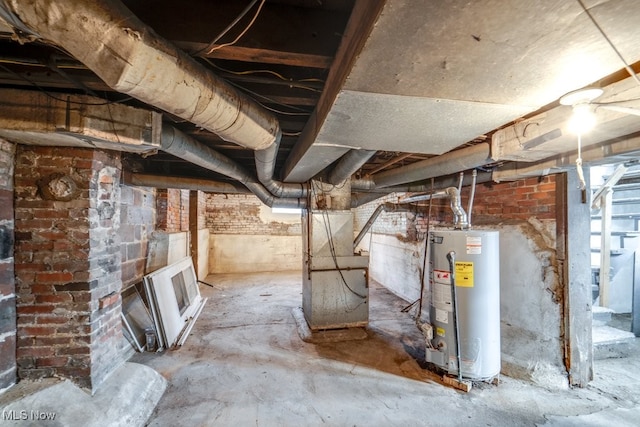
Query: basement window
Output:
[[272, 207, 303, 215]]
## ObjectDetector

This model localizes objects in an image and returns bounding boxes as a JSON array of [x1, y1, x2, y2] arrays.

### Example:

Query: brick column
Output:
[[14, 146, 123, 393], [156, 188, 188, 232], [0, 139, 16, 391]]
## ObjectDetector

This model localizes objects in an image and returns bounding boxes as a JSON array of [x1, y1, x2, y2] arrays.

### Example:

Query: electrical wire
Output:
[[416, 177, 435, 324], [576, 0, 640, 87], [0, 63, 132, 105], [205, 60, 324, 88], [220, 74, 314, 115], [206, 0, 266, 54], [576, 133, 587, 190], [192, 0, 260, 56], [201, 58, 324, 93], [310, 182, 367, 310]]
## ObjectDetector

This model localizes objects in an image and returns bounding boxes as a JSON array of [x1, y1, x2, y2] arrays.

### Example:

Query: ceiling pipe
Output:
[[0, 0, 279, 151], [370, 143, 492, 188], [350, 192, 387, 208], [400, 187, 468, 229], [124, 173, 251, 194], [255, 134, 307, 198], [351, 179, 430, 193], [350, 170, 493, 208], [327, 149, 377, 185], [160, 126, 305, 208]]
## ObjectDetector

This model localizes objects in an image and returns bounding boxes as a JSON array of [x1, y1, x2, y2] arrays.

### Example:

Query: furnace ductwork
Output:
[[0, 0, 280, 151]]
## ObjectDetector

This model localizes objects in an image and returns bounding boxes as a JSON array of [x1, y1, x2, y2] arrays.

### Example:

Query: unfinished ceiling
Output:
[[0, 0, 639, 196]]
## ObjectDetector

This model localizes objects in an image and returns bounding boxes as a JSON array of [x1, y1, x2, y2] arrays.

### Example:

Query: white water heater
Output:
[[426, 230, 500, 380]]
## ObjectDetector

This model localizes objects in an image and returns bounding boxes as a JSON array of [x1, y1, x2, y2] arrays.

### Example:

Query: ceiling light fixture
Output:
[[559, 87, 603, 134], [559, 87, 604, 193]]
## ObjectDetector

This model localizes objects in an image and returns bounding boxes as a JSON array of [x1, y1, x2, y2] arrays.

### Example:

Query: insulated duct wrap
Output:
[[1, 0, 279, 150]]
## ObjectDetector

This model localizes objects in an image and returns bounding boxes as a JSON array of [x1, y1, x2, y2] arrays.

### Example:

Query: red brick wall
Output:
[[157, 188, 189, 232], [196, 190, 206, 230], [0, 138, 16, 391], [458, 175, 556, 223], [14, 146, 124, 392], [354, 175, 557, 238], [180, 189, 189, 231], [206, 194, 301, 235]]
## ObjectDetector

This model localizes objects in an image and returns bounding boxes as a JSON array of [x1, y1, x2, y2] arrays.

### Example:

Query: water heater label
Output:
[[466, 236, 482, 254], [433, 269, 451, 284], [455, 262, 474, 287], [433, 282, 452, 311]]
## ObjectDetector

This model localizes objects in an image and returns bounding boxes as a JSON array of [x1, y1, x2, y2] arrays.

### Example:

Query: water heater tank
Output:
[[426, 230, 500, 380]]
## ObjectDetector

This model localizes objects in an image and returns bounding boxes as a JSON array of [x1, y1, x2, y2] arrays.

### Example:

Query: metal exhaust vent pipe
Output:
[[160, 126, 305, 208], [400, 187, 468, 229], [255, 134, 307, 198], [1, 0, 279, 151], [353, 203, 413, 247]]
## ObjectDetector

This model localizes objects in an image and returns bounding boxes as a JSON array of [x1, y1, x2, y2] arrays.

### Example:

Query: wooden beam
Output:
[[176, 42, 332, 68], [365, 153, 413, 176], [283, 0, 387, 182]]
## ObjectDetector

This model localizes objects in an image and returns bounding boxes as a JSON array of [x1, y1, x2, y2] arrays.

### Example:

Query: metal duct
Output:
[[446, 187, 468, 229], [160, 126, 305, 208], [255, 135, 307, 198], [125, 173, 250, 194], [400, 187, 468, 229], [350, 192, 386, 208], [351, 179, 429, 193], [350, 171, 493, 208], [371, 143, 492, 188], [0, 0, 279, 150], [327, 149, 377, 185], [353, 202, 413, 247]]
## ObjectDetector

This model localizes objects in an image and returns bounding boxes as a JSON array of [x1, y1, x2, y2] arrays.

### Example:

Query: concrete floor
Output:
[[131, 271, 640, 427]]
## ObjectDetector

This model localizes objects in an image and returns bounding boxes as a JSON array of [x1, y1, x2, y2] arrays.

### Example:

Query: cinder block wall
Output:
[[0, 139, 16, 391], [120, 185, 156, 288], [14, 146, 125, 392]]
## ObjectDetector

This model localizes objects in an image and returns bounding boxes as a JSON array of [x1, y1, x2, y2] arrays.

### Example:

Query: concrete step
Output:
[[593, 325, 638, 360], [592, 305, 614, 326]]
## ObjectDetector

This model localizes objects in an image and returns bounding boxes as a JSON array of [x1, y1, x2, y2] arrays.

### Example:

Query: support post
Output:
[[557, 170, 593, 387], [189, 190, 199, 276], [599, 189, 612, 307]]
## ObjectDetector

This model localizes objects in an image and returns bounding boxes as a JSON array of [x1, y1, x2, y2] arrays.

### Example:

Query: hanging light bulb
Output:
[[559, 87, 603, 134], [567, 103, 597, 134]]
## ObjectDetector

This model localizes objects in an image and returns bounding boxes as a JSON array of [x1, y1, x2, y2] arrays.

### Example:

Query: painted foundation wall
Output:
[[497, 223, 565, 388], [209, 234, 302, 273], [206, 194, 302, 274], [360, 222, 565, 387], [356, 232, 423, 303], [197, 229, 210, 280]]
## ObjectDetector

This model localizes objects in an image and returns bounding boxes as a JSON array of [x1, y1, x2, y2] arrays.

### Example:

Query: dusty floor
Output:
[[131, 271, 640, 427]]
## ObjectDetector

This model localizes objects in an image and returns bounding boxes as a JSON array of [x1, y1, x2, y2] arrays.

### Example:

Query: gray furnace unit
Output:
[[302, 210, 369, 330]]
